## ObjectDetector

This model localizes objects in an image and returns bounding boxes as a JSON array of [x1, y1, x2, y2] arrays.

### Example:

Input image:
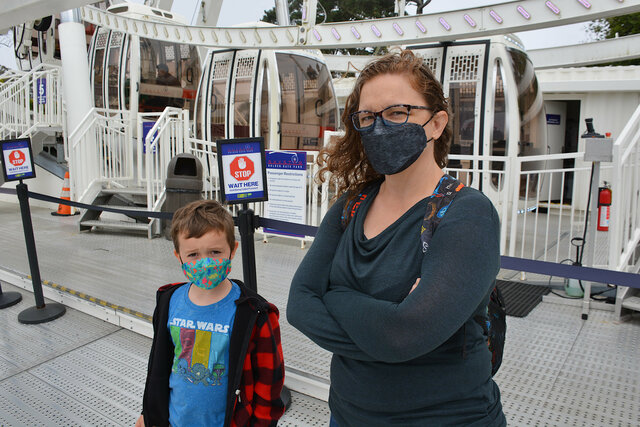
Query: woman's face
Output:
[[357, 72, 447, 144]]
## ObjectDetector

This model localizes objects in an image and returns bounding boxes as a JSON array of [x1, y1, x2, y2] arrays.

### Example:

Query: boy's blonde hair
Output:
[[171, 200, 236, 252]]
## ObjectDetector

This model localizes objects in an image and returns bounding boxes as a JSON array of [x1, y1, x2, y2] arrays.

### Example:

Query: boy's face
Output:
[[174, 229, 238, 264]]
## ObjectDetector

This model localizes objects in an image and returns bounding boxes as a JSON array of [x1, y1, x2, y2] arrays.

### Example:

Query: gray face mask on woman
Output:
[[359, 115, 434, 175]]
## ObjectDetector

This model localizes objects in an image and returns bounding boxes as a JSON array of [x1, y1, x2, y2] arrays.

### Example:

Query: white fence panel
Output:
[[69, 108, 134, 203], [610, 104, 640, 272], [142, 108, 188, 214], [0, 64, 63, 140]]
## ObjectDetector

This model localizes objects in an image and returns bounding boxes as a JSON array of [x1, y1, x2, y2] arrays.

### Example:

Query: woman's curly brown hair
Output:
[[317, 49, 451, 201]]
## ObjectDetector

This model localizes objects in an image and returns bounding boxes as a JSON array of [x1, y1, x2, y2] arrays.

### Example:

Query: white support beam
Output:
[[326, 33, 640, 73], [80, 0, 640, 50], [528, 33, 640, 69], [0, 0, 94, 33]]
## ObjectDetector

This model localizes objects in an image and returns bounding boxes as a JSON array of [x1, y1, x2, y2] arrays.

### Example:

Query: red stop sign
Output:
[[230, 156, 254, 181], [9, 150, 26, 166]]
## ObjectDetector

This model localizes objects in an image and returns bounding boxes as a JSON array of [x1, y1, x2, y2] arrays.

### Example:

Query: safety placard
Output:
[[264, 151, 307, 237], [1, 138, 36, 181], [216, 137, 268, 204]]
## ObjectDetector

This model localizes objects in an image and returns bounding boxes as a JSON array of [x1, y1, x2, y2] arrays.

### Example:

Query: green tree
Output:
[[588, 12, 640, 65]]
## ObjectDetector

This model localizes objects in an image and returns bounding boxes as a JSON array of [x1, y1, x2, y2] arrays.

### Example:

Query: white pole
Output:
[[59, 9, 95, 203], [58, 9, 93, 138]]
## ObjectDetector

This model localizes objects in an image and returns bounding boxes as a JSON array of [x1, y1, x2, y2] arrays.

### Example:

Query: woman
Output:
[[287, 50, 505, 426]]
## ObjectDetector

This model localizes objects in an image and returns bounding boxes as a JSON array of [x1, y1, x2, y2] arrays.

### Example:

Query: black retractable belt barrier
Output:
[[15, 182, 66, 324]]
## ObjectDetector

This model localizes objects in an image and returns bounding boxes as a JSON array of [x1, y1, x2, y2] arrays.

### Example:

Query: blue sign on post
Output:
[[142, 121, 157, 154], [546, 114, 561, 125], [36, 78, 46, 105]]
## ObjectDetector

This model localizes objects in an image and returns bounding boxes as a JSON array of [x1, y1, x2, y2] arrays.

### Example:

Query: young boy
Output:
[[136, 200, 285, 427]]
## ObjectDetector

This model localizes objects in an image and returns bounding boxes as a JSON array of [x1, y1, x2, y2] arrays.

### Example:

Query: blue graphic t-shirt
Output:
[[167, 281, 241, 427]]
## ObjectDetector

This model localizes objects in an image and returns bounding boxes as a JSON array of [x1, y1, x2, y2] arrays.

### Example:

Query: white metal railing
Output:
[[187, 137, 220, 201], [141, 108, 189, 220], [0, 63, 63, 140], [69, 108, 134, 203], [610, 103, 640, 273], [0, 68, 26, 83], [506, 153, 599, 265]]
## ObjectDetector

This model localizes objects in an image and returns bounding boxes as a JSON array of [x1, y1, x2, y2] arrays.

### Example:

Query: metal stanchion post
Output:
[[15, 181, 66, 324], [238, 203, 258, 293], [0, 282, 22, 309]]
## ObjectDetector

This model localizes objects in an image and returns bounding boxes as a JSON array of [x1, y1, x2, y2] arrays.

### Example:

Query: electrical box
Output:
[[584, 137, 613, 162]]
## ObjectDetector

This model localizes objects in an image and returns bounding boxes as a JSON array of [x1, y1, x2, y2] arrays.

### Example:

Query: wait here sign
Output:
[[1, 138, 36, 181], [216, 138, 268, 204]]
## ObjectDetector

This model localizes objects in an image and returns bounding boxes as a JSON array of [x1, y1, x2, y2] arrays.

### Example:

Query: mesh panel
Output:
[[235, 57, 256, 78], [213, 59, 231, 80], [180, 44, 191, 58], [281, 72, 295, 91], [303, 78, 318, 90], [164, 45, 175, 61], [109, 31, 123, 48], [96, 31, 108, 49], [424, 57, 439, 76], [449, 54, 480, 81]]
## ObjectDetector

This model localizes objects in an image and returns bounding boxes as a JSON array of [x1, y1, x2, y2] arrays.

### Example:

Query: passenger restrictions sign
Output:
[[216, 137, 268, 204]]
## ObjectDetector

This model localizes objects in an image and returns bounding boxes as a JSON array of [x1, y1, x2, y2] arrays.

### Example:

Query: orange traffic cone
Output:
[[51, 171, 78, 216]]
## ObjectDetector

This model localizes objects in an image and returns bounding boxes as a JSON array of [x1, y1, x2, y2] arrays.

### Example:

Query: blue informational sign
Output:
[[141, 121, 157, 154], [216, 138, 268, 204], [36, 78, 46, 105], [264, 151, 307, 237], [1, 138, 36, 181], [546, 114, 561, 125]]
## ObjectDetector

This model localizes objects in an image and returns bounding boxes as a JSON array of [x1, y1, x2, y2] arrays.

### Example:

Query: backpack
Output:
[[341, 174, 506, 376]]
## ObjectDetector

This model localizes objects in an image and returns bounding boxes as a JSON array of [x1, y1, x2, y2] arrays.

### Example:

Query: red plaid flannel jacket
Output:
[[230, 303, 285, 426]]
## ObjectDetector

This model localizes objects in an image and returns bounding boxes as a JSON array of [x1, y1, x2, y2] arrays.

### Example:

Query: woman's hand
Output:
[[409, 278, 420, 294], [134, 415, 145, 427]]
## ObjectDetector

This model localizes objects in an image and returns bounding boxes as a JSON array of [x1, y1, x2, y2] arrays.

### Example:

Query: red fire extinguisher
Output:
[[597, 183, 612, 231]]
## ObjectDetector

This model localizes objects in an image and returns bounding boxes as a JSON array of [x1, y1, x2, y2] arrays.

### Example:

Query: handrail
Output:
[[0, 63, 58, 99], [609, 103, 640, 272], [68, 108, 134, 203], [142, 107, 187, 217], [0, 63, 63, 140]]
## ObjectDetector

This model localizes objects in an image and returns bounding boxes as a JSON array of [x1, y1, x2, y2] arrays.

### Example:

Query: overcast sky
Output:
[[1, 0, 595, 69]]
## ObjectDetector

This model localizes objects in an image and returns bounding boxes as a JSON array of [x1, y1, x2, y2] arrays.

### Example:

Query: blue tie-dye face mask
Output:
[[181, 257, 232, 290]]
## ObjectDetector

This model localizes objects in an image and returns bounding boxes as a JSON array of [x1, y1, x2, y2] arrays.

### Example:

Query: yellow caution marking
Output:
[[36, 278, 152, 323]]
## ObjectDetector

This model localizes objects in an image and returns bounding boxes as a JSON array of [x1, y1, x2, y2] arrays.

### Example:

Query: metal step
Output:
[[100, 188, 147, 196], [621, 296, 640, 312], [79, 219, 150, 232], [96, 205, 149, 213]]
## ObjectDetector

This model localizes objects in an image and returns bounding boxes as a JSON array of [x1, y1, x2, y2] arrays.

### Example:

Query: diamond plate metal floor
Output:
[[0, 282, 330, 426], [1, 201, 639, 426]]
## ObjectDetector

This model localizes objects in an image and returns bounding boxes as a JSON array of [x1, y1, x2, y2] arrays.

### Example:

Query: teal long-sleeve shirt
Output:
[[287, 182, 506, 426]]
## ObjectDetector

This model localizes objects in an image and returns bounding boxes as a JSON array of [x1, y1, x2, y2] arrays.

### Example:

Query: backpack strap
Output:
[[420, 175, 465, 253], [341, 191, 369, 230], [340, 181, 381, 230]]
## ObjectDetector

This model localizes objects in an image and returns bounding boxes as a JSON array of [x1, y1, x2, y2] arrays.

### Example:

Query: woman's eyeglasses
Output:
[[351, 104, 433, 130]]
